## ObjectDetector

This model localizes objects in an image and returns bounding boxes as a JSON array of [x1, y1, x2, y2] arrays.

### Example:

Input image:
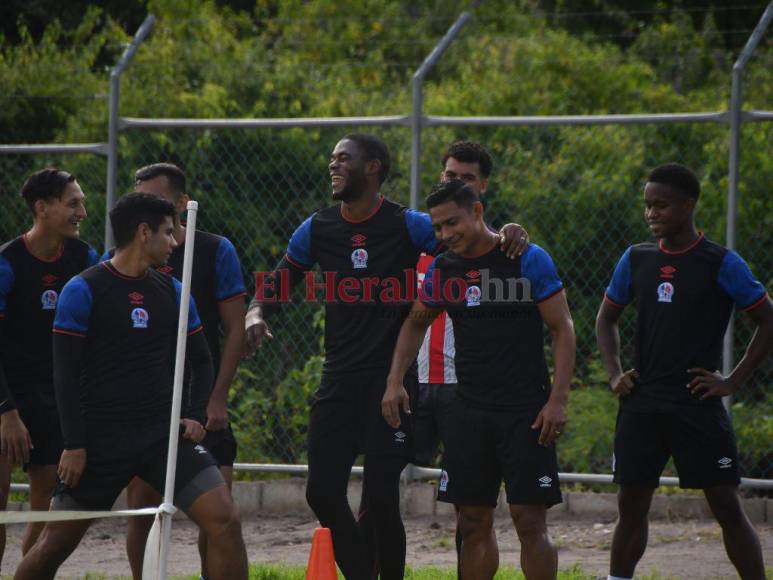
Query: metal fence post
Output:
[[722, 2, 773, 411], [105, 14, 156, 251], [410, 5, 477, 209]]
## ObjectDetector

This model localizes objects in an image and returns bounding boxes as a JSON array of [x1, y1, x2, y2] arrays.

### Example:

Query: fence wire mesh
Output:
[[1, 119, 770, 481]]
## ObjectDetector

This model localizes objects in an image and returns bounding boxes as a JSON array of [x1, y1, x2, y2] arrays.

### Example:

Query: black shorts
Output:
[[412, 383, 456, 467], [308, 372, 417, 460], [201, 424, 237, 467], [613, 405, 740, 489], [52, 420, 223, 513], [438, 399, 561, 507], [16, 404, 63, 467]]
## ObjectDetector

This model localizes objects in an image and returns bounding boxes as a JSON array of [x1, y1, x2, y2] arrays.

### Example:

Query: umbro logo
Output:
[[157, 265, 173, 274], [394, 431, 407, 443], [128, 292, 144, 305], [538, 475, 552, 488], [41, 274, 58, 287], [660, 265, 677, 279], [465, 270, 481, 281], [351, 233, 367, 247], [718, 457, 733, 469]]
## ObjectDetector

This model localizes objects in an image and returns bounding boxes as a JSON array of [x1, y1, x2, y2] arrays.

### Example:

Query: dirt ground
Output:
[[1, 514, 770, 578]]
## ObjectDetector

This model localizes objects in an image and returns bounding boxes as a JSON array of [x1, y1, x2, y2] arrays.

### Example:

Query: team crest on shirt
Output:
[[131, 307, 149, 329], [465, 285, 482, 307], [40, 290, 58, 310], [439, 470, 449, 492], [351, 248, 368, 269], [657, 282, 674, 303], [157, 264, 173, 275]]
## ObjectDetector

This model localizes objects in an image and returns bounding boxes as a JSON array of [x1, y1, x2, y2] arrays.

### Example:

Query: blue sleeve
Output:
[[521, 244, 564, 303], [605, 247, 633, 306], [172, 277, 203, 332], [718, 250, 767, 310], [405, 209, 440, 254], [86, 246, 100, 267], [0, 255, 14, 316], [286, 215, 315, 268], [99, 250, 111, 262], [419, 256, 444, 307], [214, 238, 246, 301], [53, 276, 92, 336]]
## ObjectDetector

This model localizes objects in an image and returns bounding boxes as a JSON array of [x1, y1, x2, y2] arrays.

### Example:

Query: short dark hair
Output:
[[426, 179, 480, 211], [110, 192, 176, 249], [135, 163, 187, 199], [341, 133, 391, 184], [20, 168, 76, 215], [441, 142, 493, 178], [647, 162, 700, 199]]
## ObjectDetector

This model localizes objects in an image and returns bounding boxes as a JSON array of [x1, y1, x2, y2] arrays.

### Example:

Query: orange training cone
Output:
[[306, 527, 337, 580]]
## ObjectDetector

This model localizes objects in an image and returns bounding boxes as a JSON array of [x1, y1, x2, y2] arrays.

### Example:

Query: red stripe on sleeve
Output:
[[603, 292, 626, 308], [742, 293, 769, 312], [52, 328, 86, 338]]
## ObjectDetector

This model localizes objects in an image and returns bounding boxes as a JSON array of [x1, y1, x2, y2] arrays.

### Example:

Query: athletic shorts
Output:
[[307, 372, 418, 460], [613, 405, 740, 489], [201, 424, 237, 467], [52, 419, 223, 513], [437, 398, 561, 507], [16, 403, 63, 467], [412, 383, 456, 467]]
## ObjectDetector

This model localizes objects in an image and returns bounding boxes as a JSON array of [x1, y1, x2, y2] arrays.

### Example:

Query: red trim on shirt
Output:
[[22, 234, 64, 263], [100, 261, 148, 280], [340, 196, 384, 224], [460, 238, 500, 260], [742, 293, 769, 312], [218, 291, 247, 304], [603, 292, 626, 308], [285, 253, 310, 270], [536, 287, 565, 304], [187, 326, 204, 337], [52, 328, 86, 338], [658, 232, 704, 255], [428, 312, 447, 384]]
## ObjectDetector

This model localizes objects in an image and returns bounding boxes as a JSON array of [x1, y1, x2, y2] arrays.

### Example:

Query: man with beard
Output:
[[0, 168, 98, 572], [245, 134, 526, 579]]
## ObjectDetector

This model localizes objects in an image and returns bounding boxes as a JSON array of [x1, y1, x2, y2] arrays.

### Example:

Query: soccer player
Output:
[[0, 168, 98, 570], [119, 164, 247, 580], [13, 193, 248, 580], [596, 163, 771, 580], [383, 179, 575, 580]]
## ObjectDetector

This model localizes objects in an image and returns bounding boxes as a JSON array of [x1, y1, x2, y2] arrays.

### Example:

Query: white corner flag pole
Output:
[[143, 201, 199, 580]]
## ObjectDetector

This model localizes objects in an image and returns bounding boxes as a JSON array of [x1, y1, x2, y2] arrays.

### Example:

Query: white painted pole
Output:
[[152, 201, 198, 580]]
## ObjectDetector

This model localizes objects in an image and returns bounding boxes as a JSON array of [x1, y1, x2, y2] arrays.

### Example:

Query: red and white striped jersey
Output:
[[416, 254, 457, 384]]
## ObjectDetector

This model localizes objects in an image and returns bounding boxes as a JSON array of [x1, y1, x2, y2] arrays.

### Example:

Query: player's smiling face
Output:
[[39, 180, 87, 239], [441, 157, 488, 196], [329, 139, 368, 203], [430, 200, 484, 256], [145, 216, 177, 267], [644, 182, 695, 239]]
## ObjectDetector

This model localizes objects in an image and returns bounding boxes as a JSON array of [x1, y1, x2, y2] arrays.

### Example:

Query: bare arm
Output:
[[382, 300, 442, 428], [533, 291, 576, 446], [595, 299, 638, 396], [206, 298, 246, 431], [688, 297, 773, 399]]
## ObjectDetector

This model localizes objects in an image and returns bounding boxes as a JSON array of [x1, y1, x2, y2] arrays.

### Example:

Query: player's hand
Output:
[[531, 400, 567, 446], [499, 223, 529, 259], [205, 395, 228, 432], [244, 308, 273, 357], [180, 419, 206, 443], [687, 368, 739, 400], [0, 410, 33, 465], [610, 369, 639, 397], [58, 448, 86, 488], [381, 380, 411, 429]]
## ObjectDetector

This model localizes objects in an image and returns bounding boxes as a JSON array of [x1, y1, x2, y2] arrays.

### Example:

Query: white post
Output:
[[157, 201, 199, 579]]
